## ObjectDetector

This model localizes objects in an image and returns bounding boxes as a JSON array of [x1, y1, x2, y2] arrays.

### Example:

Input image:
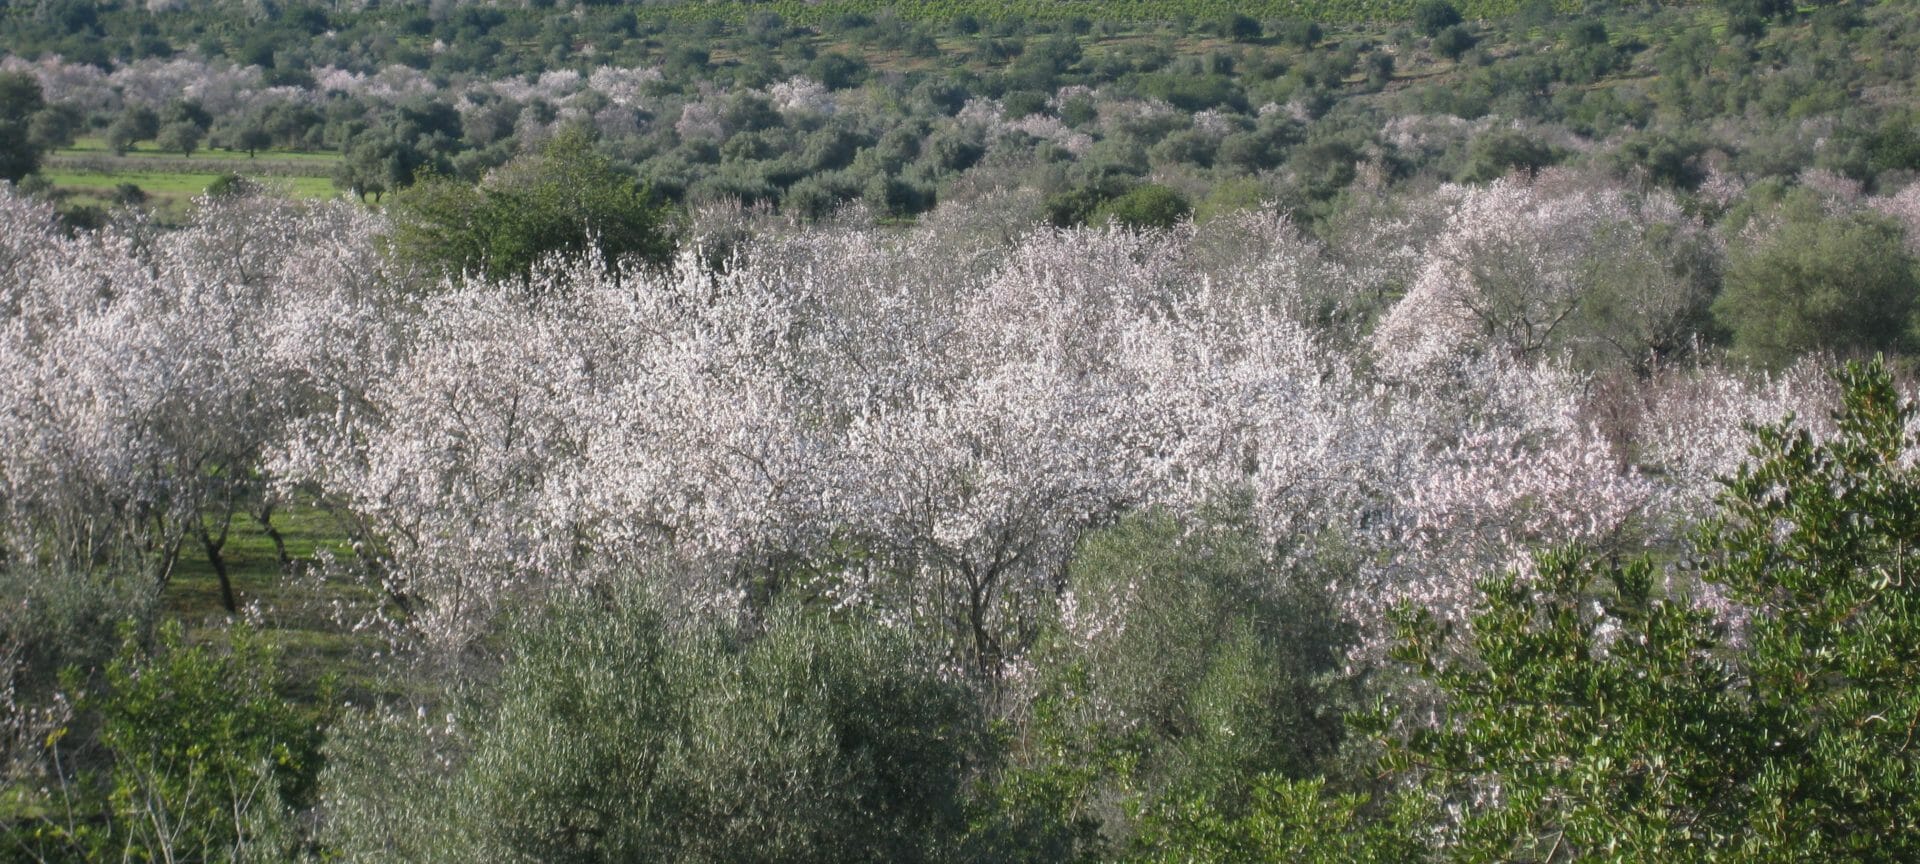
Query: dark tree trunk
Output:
[[198, 524, 237, 614], [254, 501, 291, 567]]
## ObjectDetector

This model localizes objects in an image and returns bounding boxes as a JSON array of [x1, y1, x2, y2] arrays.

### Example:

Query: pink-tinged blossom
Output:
[[587, 65, 663, 109], [1379, 113, 1482, 157], [0, 190, 391, 585], [675, 99, 727, 141], [768, 77, 835, 117], [1698, 162, 1750, 212], [311, 65, 436, 102], [0, 55, 117, 113], [0, 177, 1785, 673], [1869, 182, 1920, 254], [591, 105, 645, 140], [1797, 167, 1864, 208], [1371, 172, 1708, 375], [955, 98, 1003, 128], [1005, 114, 1094, 156], [107, 58, 262, 113], [1047, 85, 1096, 112], [1634, 359, 1837, 513], [1189, 109, 1243, 139], [1096, 98, 1179, 139]]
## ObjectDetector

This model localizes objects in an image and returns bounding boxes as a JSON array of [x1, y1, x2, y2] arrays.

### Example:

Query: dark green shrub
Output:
[[1713, 208, 1920, 368], [1043, 175, 1135, 227], [1056, 512, 1348, 789], [1140, 73, 1247, 113], [974, 511, 1354, 860], [1222, 14, 1262, 42], [0, 563, 155, 756], [110, 181, 149, 206], [808, 53, 869, 90], [19, 622, 324, 863], [1373, 361, 1920, 860], [1090, 184, 1192, 230], [202, 173, 254, 198], [386, 128, 674, 283], [1276, 20, 1322, 48], [1201, 361, 1920, 860], [0, 72, 47, 182], [1433, 24, 1477, 61], [1457, 128, 1557, 182], [1003, 90, 1051, 119], [1413, 0, 1463, 37], [1364, 52, 1396, 90], [1608, 130, 1707, 189], [1134, 776, 1430, 863], [327, 590, 981, 864]]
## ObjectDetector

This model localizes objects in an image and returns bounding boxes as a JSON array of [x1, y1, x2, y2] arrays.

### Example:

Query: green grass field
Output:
[[42, 137, 346, 219], [44, 169, 342, 219], [166, 506, 390, 701], [46, 169, 337, 196], [62, 136, 344, 166]]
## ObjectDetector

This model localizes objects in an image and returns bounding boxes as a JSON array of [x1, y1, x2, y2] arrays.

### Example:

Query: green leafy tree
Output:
[[1609, 130, 1707, 189], [1153, 361, 1920, 860], [156, 119, 204, 158], [27, 102, 82, 152], [1721, 0, 1795, 20], [1364, 52, 1396, 90], [324, 591, 980, 864], [980, 511, 1355, 861], [1044, 175, 1134, 228], [962, 687, 1114, 864], [106, 106, 160, 156], [1434, 24, 1478, 61], [386, 128, 674, 283], [1713, 209, 1920, 368], [1135, 776, 1431, 863], [1379, 550, 1762, 862], [215, 113, 274, 157], [0, 563, 155, 774], [1372, 360, 1920, 861], [1091, 184, 1192, 230], [1277, 20, 1323, 48], [1458, 129, 1558, 183], [163, 98, 212, 131], [0, 72, 48, 182], [1415, 0, 1464, 36], [1222, 14, 1262, 42], [19, 623, 326, 862]]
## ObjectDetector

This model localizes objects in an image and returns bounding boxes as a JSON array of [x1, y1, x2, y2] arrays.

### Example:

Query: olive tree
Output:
[[1713, 208, 1920, 369], [322, 590, 981, 864]]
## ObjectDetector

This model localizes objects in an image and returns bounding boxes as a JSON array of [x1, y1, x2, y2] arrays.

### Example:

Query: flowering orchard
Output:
[[0, 180, 1864, 668]]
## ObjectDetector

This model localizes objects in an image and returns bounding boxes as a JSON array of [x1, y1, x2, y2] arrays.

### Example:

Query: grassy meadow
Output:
[[42, 137, 344, 219]]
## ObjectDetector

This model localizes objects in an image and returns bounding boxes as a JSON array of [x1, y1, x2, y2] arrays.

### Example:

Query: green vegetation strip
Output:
[[63, 137, 342, 165], [655, 0, 1588, 25], [47, 169, 339, 201], [47, 154, 339, 179]]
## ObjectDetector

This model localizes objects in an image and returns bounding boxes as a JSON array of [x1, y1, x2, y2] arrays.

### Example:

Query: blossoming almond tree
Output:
[[4, 174, 1850, 681], [0, 189, 390, 607], [1372, 171, 1714, 376]]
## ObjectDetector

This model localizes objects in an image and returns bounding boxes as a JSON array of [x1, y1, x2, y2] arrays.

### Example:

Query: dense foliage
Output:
[[14, 624, 324, 862], [323, 592, 979, 863], [7, 0, 1920, 243], [385, 128, 674, 281], [1295, 361, 1920, 861]]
